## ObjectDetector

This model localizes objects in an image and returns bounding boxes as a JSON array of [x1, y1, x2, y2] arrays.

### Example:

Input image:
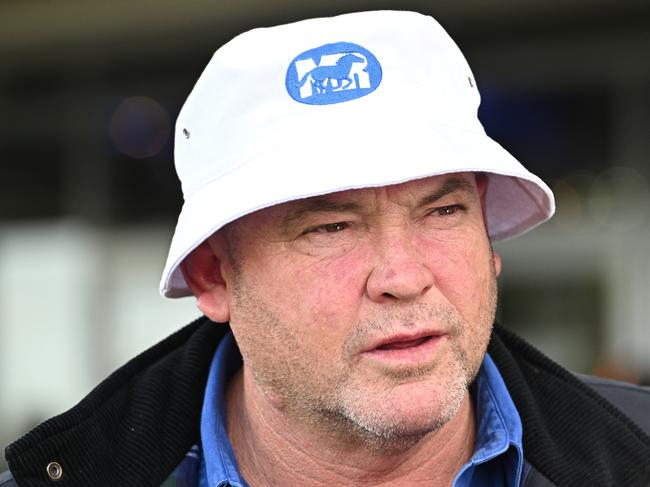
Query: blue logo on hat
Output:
[[285, 42, 382, 105]]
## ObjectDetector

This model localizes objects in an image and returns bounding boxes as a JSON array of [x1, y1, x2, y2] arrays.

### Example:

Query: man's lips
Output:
[[359, 330, 448, 366], [367, 331, 447, 352], [376, 336, 431, 350]]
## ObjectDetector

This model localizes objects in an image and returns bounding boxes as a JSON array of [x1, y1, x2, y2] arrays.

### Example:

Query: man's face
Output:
[[209, 172, 500, 445]]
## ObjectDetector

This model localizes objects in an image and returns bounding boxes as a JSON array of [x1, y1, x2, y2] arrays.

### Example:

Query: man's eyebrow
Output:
[[282, 198, 363, 228], [417, 177, 477, 207], [282, 177, 476, 228]]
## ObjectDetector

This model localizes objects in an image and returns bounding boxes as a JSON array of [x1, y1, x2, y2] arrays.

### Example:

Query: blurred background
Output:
[[1, 0, 649, 470]]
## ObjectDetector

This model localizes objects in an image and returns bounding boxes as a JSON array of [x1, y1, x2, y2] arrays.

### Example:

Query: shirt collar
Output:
[[200, 331, 523, 487], [453, 352, 525, 486], [200, 331, 246, 487]]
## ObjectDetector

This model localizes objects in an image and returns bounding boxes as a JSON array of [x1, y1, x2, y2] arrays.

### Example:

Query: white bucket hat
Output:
[[160, 10, 555, 298]]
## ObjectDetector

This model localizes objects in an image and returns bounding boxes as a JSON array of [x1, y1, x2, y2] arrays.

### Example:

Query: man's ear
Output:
[[181, 237, 231, 323], [493, 250, 502, 277]]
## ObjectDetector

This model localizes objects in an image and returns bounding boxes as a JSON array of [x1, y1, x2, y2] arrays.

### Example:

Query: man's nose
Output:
[[365, 231, 434, 303]]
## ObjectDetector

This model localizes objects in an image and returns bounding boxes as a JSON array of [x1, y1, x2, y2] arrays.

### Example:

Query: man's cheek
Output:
[[302, 268, 365, 327], [290, 283, 351, 331], [297, 245, 367, 288], [431, 253, 489, 306]]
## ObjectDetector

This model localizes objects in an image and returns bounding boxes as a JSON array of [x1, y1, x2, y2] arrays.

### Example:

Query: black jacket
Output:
[[3, 318, 650, 486]]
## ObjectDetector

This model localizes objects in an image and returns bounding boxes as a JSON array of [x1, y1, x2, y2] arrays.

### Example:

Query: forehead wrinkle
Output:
[[416, 176, 477, 208], [282, 197, 364, 230], [279, 175, 478, 232]]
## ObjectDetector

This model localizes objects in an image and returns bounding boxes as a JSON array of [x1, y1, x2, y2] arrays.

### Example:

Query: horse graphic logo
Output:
[[286, 42, 382, 105], [304, 53, 366, 95]]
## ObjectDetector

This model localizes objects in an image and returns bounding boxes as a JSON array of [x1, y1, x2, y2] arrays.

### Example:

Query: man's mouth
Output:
[[376, 336, 432, 350], [361, 332, 447, 367]]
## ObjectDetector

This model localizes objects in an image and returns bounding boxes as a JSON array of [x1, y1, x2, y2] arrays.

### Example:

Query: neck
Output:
[[226, 367, 477, 487]]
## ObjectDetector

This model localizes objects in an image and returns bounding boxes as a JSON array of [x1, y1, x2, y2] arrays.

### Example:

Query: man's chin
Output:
[[341, 412, 459, 452], [327, 386, 468, 450]]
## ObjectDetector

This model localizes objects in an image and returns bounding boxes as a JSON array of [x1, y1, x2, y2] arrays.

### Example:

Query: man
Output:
[[2, 10, 650, 487]]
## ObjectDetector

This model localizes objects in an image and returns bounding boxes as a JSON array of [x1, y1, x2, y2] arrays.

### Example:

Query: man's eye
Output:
[[307, 222, 349, 234], [431, 205, 463, 216]]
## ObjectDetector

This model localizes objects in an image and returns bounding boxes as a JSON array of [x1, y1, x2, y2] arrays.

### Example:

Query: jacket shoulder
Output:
[[577, 374, 650, 435], [489, 324, 650, 486], [0, 470, 17, 486], [4, 316, 225, 487]]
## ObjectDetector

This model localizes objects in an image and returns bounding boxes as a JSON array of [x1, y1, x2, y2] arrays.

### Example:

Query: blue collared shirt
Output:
[[172, 331, 524, 486], [199, 332, 245, 487], [453, 353, 524, 486]]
